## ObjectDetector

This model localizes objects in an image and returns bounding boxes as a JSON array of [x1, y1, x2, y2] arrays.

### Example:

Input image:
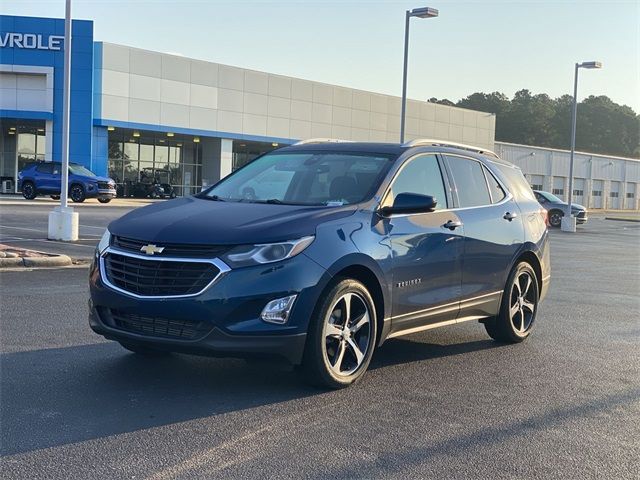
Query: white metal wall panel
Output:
[[609, 181, 621, 209], [591, 180, 604, 208], [625, 183, 637, 210], [96, 42, 496, 149], [552, 177, 565, 199], [573, 178, 585, 206]]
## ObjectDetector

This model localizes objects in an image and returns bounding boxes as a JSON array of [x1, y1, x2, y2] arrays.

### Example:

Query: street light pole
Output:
[[47, 0, 79, 241], [565, 63, 580, 225], [399, 6, 438, 143], [60, 0, 72, 210], [562, 60, 602, 233], [400, 11, 411, 144]]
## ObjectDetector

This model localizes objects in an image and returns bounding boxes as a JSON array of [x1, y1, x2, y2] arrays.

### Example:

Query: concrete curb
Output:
[[0, 254, 73, 269]]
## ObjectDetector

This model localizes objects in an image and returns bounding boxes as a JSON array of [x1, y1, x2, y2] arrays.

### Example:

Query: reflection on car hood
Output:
[[108, 196, 357, 245]]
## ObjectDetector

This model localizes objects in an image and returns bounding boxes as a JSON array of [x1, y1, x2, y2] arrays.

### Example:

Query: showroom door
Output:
[[625, 183, 636, 210], [591, 180, 603, 209], [609, 181, 621, 209]]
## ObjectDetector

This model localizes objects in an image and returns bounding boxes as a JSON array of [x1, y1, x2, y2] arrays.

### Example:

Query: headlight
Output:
[[97, 229, 111, 254], [221, 236, 314, 268]]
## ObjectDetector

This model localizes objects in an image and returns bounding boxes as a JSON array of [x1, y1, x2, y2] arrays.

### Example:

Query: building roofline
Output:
[[494, 141, 640, 163]]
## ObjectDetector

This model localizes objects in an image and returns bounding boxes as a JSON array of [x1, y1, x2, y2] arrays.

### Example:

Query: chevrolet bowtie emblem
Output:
[[140, 244, 165, 255]]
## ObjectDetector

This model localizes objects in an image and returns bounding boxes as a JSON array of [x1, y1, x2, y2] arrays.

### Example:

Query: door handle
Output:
[[443, 220, 463, 230], [503, 211, 518, 221]]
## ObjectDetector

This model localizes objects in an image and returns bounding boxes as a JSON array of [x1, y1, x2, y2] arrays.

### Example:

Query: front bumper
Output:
[[89, 250, 331, 364], [88, 303, 307, 363], [97, 188, 117, 200]]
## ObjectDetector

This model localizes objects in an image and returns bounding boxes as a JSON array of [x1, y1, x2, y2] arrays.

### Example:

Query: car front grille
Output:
[[112, 235, 230, 258], [108, 309, 209, 340], [576, 211, 587, 219], [98, 181, 114, 189], [103, 252, 220, 297]]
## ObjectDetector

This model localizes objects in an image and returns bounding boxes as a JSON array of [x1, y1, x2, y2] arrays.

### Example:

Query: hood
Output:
[[108, 196, 357, 245], [75, 174, 114, 183], [549, 200, 586, 211]]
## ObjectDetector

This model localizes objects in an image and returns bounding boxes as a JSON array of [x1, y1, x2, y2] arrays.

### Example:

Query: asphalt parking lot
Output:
[[1, 200, 639, 479], [0, 196, 154, 259]]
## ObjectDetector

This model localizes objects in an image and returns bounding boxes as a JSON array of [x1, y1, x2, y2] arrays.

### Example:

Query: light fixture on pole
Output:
[[48, 0, 79, 241], [561, 60, 603, 232], [400, 6, 439, 143]]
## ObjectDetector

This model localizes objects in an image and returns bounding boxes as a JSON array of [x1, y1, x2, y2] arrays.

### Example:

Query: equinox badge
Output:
[[140, 244, 165, 255]]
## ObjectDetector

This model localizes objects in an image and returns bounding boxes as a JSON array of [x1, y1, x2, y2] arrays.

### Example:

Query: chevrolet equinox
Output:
[[89, 139, 550, 388]]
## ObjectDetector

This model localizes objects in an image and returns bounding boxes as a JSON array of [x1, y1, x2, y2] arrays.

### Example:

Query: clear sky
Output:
[[3, 0, 639, 112]]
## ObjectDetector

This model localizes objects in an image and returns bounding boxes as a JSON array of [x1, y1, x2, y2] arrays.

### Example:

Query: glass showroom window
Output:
[[107, 130, 202, 196]]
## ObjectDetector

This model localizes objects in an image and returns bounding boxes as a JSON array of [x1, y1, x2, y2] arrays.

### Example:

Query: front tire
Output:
[[301, 279, 377, 389], [548, 209, 563, 228], [22, 182, 37, 200], [485, 262, 539, 343], [50, 195, 60, 200], [97, 198, 111, 204], [70, 184, 86, 203]]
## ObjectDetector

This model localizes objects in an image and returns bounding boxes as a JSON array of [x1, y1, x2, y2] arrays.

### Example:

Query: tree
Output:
[[450, 90, 639, 158]]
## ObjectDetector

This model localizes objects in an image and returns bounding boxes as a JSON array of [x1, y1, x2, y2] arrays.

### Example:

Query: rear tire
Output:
[[98, 198, 111, 204], [119, 341, 170, 356], [300, 279, 377, 389], [22, 181, 37, 200], [484, 262, 539, 343]]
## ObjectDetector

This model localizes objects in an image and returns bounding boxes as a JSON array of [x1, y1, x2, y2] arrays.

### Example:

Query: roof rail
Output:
[[293, 138, 354, 146], [403, 138, 499, 158]]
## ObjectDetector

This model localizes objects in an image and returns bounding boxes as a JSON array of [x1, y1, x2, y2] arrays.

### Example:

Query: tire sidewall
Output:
[[304, 279, 377, 388], [22, 182, 36, 200], [549, 210, 563, 227], [500, 262, 539, 342], [70, 184, 85, 203]]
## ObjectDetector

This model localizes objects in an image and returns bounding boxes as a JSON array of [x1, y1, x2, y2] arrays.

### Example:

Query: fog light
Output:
[[260, 294, 297, 324]]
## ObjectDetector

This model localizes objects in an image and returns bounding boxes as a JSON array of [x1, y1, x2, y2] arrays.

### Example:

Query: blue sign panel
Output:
[[0, 15, 94, 170]]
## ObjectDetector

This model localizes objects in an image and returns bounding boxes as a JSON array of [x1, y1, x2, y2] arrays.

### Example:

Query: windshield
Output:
[[201, 152, 395, 205], [538, 190, 563, 203], [69, 164, 96, 177]]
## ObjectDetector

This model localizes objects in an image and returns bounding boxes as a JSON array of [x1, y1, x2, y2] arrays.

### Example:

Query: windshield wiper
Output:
[[200, 194, 225, 201]]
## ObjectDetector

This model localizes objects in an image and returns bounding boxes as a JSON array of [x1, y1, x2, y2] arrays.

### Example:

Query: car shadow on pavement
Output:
[[1, 335, 501, 456]]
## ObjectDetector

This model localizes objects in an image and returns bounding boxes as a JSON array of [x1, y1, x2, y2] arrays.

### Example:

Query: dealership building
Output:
[[0, 14, 495, 196], [1, 14, 638, 209]]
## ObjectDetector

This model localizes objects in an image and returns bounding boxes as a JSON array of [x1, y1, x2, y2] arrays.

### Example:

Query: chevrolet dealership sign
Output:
[[0, 32, 64, 50]]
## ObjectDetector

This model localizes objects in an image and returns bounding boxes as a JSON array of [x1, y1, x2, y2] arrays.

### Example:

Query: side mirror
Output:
[[380, 193, 437, 216]]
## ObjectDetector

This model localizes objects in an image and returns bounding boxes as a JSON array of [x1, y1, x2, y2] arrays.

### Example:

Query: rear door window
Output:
[[483, 165, 506, 203], [36, 163, 53, 174], [446, 156, 492, 208]]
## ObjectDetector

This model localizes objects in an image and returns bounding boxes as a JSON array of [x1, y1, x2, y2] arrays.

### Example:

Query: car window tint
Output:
[[483, 165, 506, 203], [52, 164, 61, 175], [447, 156, 492, 208], [389, 154, 447, 209], [495, 164, 537, 202], [36, 163, 53, 174]]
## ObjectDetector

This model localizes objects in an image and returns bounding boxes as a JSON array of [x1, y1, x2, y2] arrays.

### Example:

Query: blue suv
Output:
[[18, 161, 116, 203], [89, 139, 550, 388]]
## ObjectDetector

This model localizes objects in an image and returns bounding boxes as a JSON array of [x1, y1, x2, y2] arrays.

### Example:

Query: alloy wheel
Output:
[[509, 271, 536, 335], [23, 183, 35, 199], [71, 186, 83, 202], [323, 292, 372, 376], [549, 211, 562, 227]]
